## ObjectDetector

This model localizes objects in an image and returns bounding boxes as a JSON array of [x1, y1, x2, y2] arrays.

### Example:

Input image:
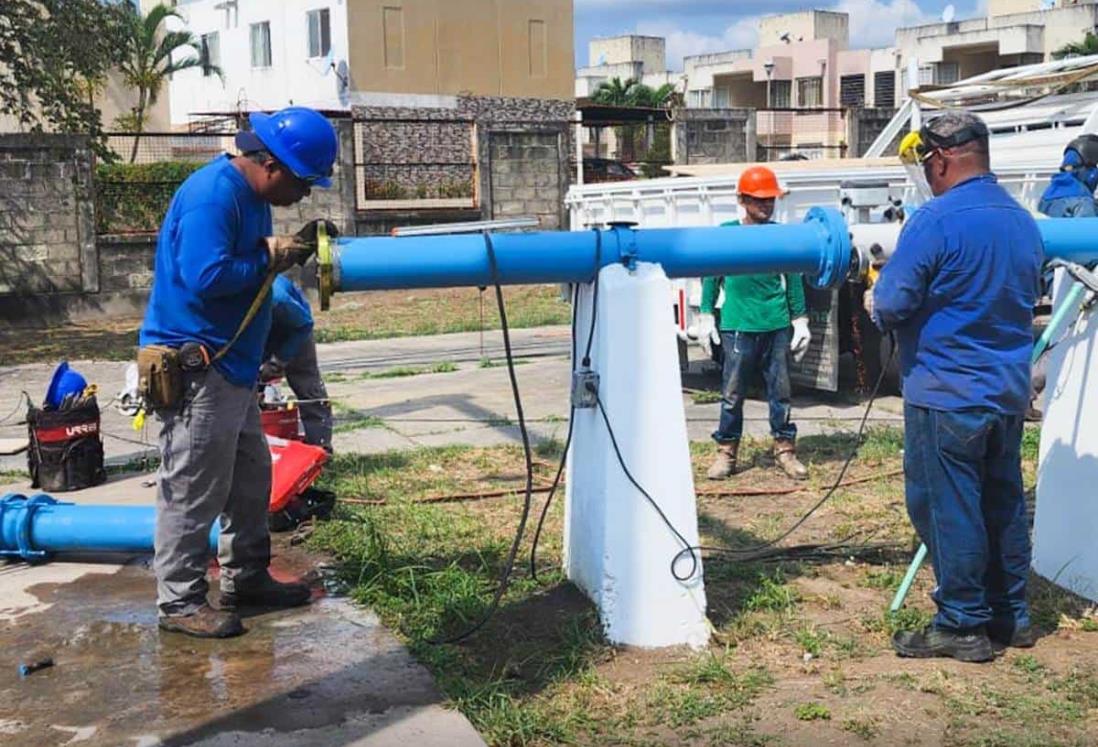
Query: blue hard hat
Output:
[[246, 107, 338, 188], [44, 361, 87, 410]]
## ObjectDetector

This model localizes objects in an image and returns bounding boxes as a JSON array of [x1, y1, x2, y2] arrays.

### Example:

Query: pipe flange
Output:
[[317, 223, 333, 312], [0, 493, 62, 563], [803, 207, 854, 289]]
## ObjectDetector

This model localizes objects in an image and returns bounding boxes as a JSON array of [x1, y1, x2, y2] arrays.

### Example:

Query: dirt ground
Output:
[[310, 431, 1098, 747]]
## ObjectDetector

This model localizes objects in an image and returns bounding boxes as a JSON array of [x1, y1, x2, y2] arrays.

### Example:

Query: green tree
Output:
[[1053, 32, 1098, 59], [0, 0, 128, 152], [590, 78, 676, 163], [117, 3, 221, 162]]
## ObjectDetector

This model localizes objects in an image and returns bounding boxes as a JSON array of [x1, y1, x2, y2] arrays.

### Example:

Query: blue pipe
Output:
[[332, 213, 1098, 296], [1, 493, 219, 562], [335, 207, 853, 291]]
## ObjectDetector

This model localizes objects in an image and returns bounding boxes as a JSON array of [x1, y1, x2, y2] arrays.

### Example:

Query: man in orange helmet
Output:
[[696, 165, 811, 481]]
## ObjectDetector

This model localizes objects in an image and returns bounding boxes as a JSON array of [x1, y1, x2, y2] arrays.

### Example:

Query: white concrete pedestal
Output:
[[562, 261, 709, 648], [1034, 280, 1098, 600]]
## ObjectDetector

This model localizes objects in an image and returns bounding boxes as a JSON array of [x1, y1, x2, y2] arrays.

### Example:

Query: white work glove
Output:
[[790, 316, 811, 363], [862, 287, 875, 319], [690, 314, 721, 357]]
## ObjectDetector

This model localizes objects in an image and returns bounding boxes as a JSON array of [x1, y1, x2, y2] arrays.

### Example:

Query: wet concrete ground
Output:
[[0, 476, 484, 747]]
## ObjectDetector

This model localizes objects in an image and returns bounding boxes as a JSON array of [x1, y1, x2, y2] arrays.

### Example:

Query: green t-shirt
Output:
[[699, 220, 807, 333]]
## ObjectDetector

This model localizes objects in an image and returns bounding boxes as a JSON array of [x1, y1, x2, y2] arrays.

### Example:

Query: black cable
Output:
[[430, 232, 535, 645], [668, 339, 897, 578], [529, 229, 602, 583], [596, 394, 702, 581]]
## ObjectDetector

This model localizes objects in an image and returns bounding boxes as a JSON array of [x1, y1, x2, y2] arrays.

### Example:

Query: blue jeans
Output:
[[903, 404, 1032, 632], [712, 328, 796, 444]]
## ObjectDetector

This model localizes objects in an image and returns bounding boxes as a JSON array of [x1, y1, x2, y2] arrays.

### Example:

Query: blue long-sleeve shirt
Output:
[[1038, 172, 1097, 217], [139, 155, 273, 387], [872, 174, 1043, 414], [265, 275, 314, 362]]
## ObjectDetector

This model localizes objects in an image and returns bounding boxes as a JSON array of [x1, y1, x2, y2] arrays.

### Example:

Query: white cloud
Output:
[[635, 18, 758, 71], [834, 0, 935, 49]]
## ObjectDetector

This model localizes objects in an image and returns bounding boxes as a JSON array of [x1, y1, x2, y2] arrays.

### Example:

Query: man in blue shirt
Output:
[[868, 112, 1043, 662], [261, 275, 332, 452], [140, 106, 339, 638]]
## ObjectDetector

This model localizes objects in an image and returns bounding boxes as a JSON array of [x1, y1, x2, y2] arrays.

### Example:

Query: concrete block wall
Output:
[[486, 131, 568, 230], [672, 109, 756, 165], [354, 95, 574, 214], [272, 118, 357, 237], [0, 134, 96, 297]]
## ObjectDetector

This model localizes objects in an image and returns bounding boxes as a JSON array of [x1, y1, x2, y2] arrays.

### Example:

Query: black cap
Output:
[[234, 129, 267, 153]]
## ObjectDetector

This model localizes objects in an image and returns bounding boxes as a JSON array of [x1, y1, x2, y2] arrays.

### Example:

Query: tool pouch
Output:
[[137, 345, 183, 411], [27, 401, 106, 492]]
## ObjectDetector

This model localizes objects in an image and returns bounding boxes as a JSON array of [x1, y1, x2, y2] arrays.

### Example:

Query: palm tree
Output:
[[117, 3, 221, 162], [1053, 32, 1098, 59], [592, 77, 635, 106]]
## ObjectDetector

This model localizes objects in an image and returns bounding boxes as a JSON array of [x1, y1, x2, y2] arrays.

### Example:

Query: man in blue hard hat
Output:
[[867, 112, 1043, 663], [139, 106, 340, 638], [260, 274, 332, 452]]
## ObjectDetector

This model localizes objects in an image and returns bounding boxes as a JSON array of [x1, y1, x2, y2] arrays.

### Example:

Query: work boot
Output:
[[707, 443, 739, 480], [159, 604, 245, 639], [774, 439, 808, 481], [987, 621, 1038, 649], [892, 625, 995, 663], [219, 571, 312, 611]]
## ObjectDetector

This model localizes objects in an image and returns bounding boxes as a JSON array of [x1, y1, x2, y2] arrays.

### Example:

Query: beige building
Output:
[[896, 0, 1098, 86], [166, 0, 573, 124]]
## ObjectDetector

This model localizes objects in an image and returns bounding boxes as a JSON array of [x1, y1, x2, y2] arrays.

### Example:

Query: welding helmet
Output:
[[898, 116, 989, 200], [1062, 135, 1098, 193], [240, 107, 338, 188]]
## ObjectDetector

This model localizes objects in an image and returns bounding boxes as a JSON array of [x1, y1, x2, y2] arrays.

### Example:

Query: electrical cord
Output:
[[548, 251, 897, 582], [529, 229, 602, 583], [669, 341, 895, 579], [429, 231, 536, 644]]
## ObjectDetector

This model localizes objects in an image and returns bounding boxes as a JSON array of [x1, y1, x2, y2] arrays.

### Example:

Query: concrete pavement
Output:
[[0, 325, 904, 471]]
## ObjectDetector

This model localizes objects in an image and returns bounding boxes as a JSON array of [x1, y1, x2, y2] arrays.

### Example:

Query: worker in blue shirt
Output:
[[867, 112, 1043, 663], [261, 275, 332, 451], [1038, 134, 1098, 219], [139, 106, 339, 639]]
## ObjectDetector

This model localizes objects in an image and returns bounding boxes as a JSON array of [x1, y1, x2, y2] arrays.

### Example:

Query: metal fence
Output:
[[96, 132, 234, 234], [352, 117, 478, 210]]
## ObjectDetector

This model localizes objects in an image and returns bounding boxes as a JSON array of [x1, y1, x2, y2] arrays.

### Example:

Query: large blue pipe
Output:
[[1, 493, 219, 562], [331, 213, 1098, 297], [334, 207, 853, 291]]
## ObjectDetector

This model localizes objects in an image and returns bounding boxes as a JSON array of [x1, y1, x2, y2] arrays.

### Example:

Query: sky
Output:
[[574, 0, 990, 71]]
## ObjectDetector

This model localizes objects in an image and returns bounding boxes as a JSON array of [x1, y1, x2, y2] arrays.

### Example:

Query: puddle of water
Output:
[[0, 543, 442, 746]]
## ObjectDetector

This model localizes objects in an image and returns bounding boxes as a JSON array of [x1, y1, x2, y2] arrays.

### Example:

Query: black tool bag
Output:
[[27, 401, 107, 492]]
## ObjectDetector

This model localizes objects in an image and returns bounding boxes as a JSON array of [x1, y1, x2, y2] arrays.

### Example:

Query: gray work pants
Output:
[[284, 332, 332, 451], [154, 367, 271, 617]]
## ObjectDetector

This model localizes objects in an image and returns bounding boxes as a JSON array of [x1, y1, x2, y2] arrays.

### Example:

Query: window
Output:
[[796, 77, 822, 108], [874, 70, 895, 108], [713, 87, 730, 108], [840, 74, 865, 107], [307, 8, 331, 59], [918, 65, 935, 86], [383, 6, 404, 69], [200, 32, 220, 77], [250, 21, 271, 68], [769, 80, 791, 108], [937, 62, 960, 85], [528, 19, 547, 77]]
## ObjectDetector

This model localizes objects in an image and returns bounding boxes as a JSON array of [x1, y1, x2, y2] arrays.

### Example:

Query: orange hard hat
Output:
[[737, 166, 786, 199]]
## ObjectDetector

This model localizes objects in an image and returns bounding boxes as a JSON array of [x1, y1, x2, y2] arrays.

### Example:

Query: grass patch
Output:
[[691, 389, 722, 404], [862, 567, 904, 592], [794, 702, 831, 721], [314, 285, 570, 345], [841, 716, 880, 740]]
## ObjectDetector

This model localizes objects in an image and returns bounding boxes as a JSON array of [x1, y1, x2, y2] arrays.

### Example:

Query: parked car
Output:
[[583, 158, 637, 183]]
